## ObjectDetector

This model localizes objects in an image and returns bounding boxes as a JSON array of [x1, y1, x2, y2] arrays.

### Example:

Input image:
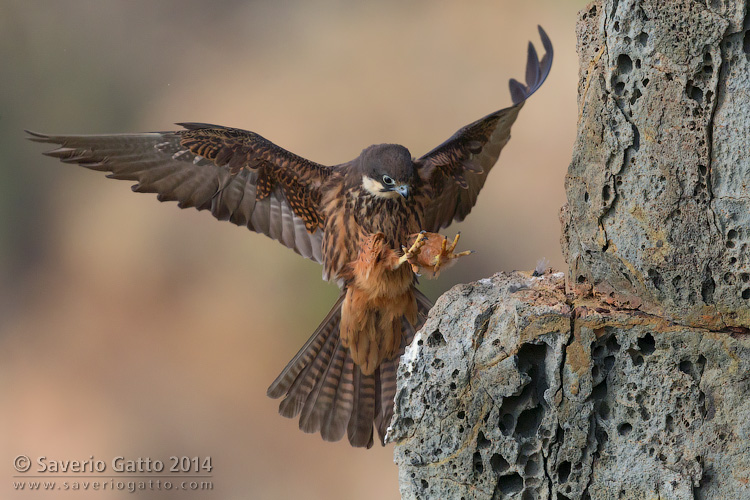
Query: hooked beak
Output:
[[395, 184, 410, 198]]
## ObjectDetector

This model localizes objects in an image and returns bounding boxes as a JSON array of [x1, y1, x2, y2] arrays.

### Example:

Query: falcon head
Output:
[[358, 144, 414, 199]]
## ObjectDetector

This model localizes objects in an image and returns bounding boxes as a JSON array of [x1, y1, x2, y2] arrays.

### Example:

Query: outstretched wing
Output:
[[416, 26, 553, 232], [26, 123, 331, 263]]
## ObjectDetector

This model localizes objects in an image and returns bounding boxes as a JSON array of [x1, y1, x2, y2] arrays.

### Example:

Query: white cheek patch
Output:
[[362, 176, 400, 199]]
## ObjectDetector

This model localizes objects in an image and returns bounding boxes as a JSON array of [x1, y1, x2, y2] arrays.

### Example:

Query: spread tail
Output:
[[267, 287, 432, 447]]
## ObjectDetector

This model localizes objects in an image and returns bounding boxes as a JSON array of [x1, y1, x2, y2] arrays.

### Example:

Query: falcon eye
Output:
[[382, 175, 395, 186]]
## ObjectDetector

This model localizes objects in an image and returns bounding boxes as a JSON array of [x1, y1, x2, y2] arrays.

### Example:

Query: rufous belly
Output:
[[340, 233, 417, 375]]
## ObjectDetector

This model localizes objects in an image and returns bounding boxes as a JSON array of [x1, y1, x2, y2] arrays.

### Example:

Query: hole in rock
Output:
[[473, 451, 483, 475], [477, 431, 491, 449], [491, 453, 509, 474], [637, 333, 656, 355], [558, 461, 571, 482], [516, 406, 544, 437], [495, 473, 523, 495], [427, 330, 446, 347]]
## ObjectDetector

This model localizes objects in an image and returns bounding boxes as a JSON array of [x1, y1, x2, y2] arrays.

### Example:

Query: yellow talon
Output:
[[396, 232, 426, 268], [446, 233, 461, 254]]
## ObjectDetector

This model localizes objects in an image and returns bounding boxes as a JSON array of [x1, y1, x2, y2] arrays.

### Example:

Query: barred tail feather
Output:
[[374, 357, 398, 443], [348, 368, 376, 448], [298, 336, 345, 434], [275, 316, 340, 418], [267, 294, 345, 400], [267, 286, 434, 448], [320, 356, 355, 442]]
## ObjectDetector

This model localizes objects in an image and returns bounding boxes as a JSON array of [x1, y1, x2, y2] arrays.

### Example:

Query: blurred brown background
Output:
[[1, 1, 585, 498]]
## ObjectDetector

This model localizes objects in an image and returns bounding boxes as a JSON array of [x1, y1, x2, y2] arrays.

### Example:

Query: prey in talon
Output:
[[405, 232, 474, 277]]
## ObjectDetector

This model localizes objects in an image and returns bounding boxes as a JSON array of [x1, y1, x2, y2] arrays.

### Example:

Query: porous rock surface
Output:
[[562, 0, 750, 329], [388, 271, 750, 499]]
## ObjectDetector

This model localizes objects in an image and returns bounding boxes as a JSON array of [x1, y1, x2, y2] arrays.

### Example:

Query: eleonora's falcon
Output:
[[27, 27, 553, 448]]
